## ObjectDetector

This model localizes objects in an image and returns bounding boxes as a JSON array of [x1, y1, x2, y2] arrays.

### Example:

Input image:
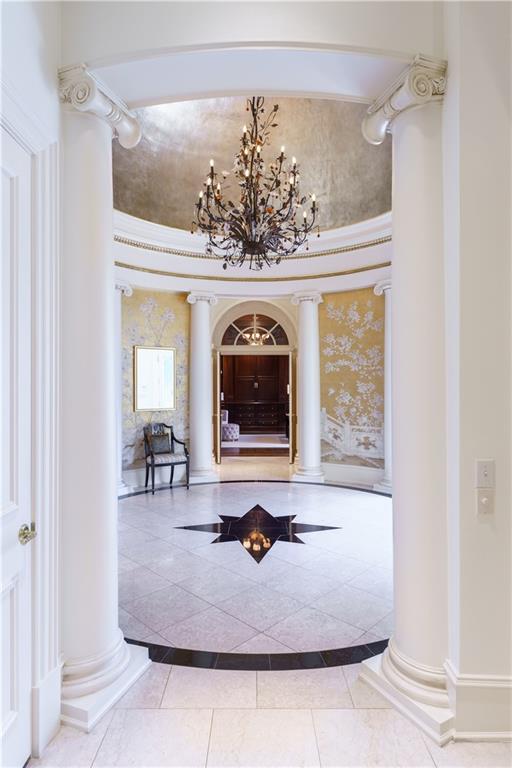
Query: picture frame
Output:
[[133, 345, 176, 412]]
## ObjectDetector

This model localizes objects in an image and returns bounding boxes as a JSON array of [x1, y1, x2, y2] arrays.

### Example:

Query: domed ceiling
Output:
[[112, 97, 391, 233]]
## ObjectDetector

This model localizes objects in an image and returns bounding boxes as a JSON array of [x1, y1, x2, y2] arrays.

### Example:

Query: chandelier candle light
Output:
[[192, 96, 319, 270]]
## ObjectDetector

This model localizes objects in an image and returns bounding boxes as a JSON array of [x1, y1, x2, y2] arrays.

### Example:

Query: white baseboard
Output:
[[121, 463, 187, 494], [322, 462, 385, 488], [445, 660, 512, 739], [31, 663, 62, 757], [60, 645, 150, 732]]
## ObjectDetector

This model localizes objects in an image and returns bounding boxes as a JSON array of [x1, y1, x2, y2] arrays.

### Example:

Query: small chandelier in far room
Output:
[[191, 96, 319, 270], [241, 314, 271, 346]]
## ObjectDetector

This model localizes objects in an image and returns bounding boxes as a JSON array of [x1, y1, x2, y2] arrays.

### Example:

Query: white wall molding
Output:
[[362, 53, 446, 145], [113, 209, 392, 259], [322, 463, 384, 488], [112, 209, 392, 296], [58, 64, 141, 148]]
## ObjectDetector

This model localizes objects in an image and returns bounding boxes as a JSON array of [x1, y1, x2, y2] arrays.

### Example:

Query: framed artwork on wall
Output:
[[134, 345, 176, 411]]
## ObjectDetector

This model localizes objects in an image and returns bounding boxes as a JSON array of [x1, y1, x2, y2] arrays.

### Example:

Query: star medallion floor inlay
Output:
[[177, 504, 340, 562], [118, 481, 394, 655]]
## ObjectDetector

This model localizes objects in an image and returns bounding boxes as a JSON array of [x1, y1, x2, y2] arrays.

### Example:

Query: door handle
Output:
[[18, 522, 37, 546]]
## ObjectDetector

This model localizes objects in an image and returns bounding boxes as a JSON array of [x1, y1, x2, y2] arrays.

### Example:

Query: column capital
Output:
[[362, 54, 447, 146], [115, 280, 133, 297], [374, 279, 392, 296], [187, 292, 217, 306], [58, 64, 141, 149], [291, 292, 323, 306], [187, 293, 217, 306]]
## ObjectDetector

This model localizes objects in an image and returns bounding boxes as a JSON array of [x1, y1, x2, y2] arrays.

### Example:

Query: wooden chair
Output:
[[143, 423, 190, 494]]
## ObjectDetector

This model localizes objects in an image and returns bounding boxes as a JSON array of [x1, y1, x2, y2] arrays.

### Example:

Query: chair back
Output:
[[221, 409, 229, 425], [143, 423, 171, 456]]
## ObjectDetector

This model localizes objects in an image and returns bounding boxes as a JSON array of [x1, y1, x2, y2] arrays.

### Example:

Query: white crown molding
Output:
[[113, 209, 392, 260], [362, 53, 447, 145], [58, 64, 141, 149]]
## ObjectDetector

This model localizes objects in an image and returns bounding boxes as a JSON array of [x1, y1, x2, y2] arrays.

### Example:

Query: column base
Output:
[[61, 644, 150, 732], [360, 644, 454, 746], [292, 467, 325, 483], [189, 468, 219, 484], [373, 478, 392, 494]]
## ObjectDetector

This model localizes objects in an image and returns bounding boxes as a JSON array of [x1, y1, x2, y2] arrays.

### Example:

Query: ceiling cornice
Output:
[[114, 259, 391, 283], [113, 233, 392, 262]]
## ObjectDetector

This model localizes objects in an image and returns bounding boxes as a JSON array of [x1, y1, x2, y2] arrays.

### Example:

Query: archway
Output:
[[213, 302, 296, 468], [60, 41, 454, 744]]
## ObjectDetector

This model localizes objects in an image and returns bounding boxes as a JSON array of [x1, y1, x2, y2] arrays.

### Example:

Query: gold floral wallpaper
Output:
[[319, 288, 385, 467], [122, 289, 189, 467]]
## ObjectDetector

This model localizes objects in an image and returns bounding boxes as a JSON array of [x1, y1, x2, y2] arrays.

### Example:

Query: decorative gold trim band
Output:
[[113, 234, 392, 261], [114, 260, 392, 283]]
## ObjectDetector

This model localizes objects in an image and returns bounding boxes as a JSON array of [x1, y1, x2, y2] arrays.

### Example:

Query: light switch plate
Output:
[[475, 459, 495, 489], [477, 488, 494, 515]]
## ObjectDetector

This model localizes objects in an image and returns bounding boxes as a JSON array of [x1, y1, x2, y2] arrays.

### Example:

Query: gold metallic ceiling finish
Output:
[[112, 97, 392, 232]]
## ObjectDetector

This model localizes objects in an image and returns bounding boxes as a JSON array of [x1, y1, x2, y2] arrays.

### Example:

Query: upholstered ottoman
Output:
[[222, 422, 240, 441]]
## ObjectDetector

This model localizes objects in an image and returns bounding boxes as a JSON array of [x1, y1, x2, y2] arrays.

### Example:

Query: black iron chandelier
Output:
[[191, 96, 319, 270]]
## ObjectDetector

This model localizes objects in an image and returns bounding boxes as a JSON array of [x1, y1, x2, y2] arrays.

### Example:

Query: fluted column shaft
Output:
[[187, 293, 217, 479], [292, 293, 324, 481]]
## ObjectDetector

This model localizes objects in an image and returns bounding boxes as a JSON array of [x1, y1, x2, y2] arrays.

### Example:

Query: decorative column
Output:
[[360, 56, 453, 743], [373, 280, 392, 493], [59, 66, 149, 731], [291, 293, 324, 481], [187, 293, 218, 481], [115, 281, 133, 496]]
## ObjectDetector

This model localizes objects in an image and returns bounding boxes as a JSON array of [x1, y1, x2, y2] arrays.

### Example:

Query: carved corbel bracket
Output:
[[362, 54, 447, 146], [58, 64, 141, 149]]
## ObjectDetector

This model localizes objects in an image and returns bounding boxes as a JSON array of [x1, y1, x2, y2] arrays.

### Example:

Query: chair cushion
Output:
[[222, 423, 240, 441], [146, 452, 187, 465]]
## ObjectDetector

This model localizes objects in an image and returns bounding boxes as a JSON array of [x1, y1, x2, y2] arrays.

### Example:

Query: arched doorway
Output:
[[213, 302, 297, 469]]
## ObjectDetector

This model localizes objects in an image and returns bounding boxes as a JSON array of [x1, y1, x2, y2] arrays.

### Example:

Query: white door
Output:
[[1, 128, 34, 767]]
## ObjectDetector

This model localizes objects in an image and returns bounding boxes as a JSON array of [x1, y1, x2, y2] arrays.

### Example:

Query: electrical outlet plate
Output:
[[476, 488, 494, 515]]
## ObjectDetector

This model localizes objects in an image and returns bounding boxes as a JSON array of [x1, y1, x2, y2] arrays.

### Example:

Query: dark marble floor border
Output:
[[126, 637, 388, 670], [119, 478, 392, 500]]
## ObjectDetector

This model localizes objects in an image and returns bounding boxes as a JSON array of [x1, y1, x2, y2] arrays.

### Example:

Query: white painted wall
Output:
[[61, 1, 443, 67], [1, 1, 61, 140], [443, 1, 512, 736]]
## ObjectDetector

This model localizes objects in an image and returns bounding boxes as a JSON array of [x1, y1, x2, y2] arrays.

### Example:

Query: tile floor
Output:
[[30, 482, 509, 767], [30, 663, 511, 767], [117, 482, 394, 652]]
